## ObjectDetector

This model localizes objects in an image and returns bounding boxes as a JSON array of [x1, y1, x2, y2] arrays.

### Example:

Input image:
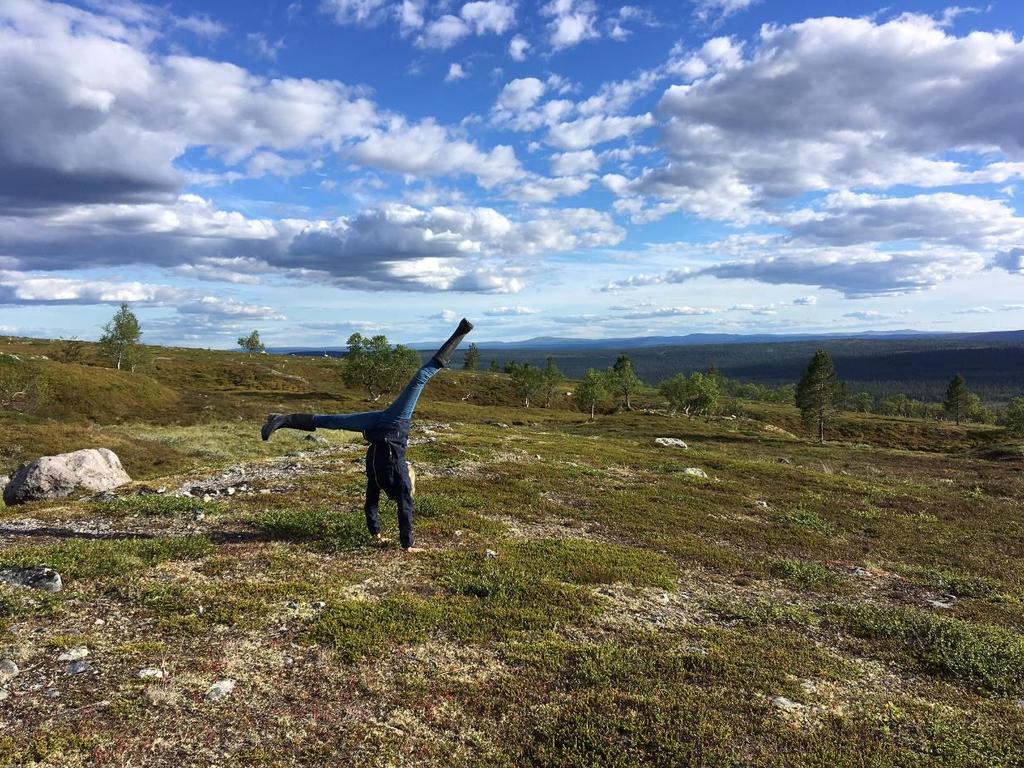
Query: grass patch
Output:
[[0, 537, 212, 582], [834, 603, 1024, 695], [766, 557, 841, 591], [95, 494, 226, 518], [251, 507, 369, 552]]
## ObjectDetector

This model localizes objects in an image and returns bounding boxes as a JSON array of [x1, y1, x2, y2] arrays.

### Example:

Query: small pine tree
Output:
[[488, 359, 499, 373], [237, 330, 266, 357], [463, 343, 480, 371], [608, 354, 641, 410], [943, 374, 972, 425], [574, 369, 608, 419], [99, 302, 143, 371], [795, 350, 843, 443]]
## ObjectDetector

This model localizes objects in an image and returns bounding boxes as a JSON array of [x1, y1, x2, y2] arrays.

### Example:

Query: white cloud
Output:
[[693, 0, 760, 25], [417, 14, 470, 49], [247, 32, 285, 61], [350, 119, 522, 188], [495, 77, 547, 111], [460, 1, 516, 35], [320, 0, 389, 25], [445, 62, 467, 82], [603, 247, 987, 299], [550, 150, 599, 176], [542, 0, 599, 50], [547, 114, 655, 150], [611, 15, 1024, 223], [2, 195, 623, 293], [0, 270, 184, 305], [508, 34, 530, 61], [0, 0, 383, 207], [484, 305, 538, 316]]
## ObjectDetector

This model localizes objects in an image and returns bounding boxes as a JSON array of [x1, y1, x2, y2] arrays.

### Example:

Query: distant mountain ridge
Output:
[[270, 328, 1024, 355]]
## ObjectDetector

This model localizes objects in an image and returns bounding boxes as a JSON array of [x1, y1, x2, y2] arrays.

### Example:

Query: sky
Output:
[[1, 0, 1023, 347]]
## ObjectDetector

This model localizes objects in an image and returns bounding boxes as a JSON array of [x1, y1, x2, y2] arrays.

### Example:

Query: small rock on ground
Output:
[[0, 659, 18, 682], [138, 668, 165, 680], [682, 467, 708, 478], [67, 660, 92, 675], [771, 696, 804, 714], [0, 566, 63, 592], [58, 646, 89, 662], [206, 679, 236, 701], [655, 438, 688, 449]]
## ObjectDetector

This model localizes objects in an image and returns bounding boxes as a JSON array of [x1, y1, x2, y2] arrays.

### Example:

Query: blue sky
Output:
[[1, 0, 1023, 346]]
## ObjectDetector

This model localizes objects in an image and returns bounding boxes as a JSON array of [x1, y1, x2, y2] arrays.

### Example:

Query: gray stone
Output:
[[138, 668, 165, 680], [206, 678, 236, 701], [770, 696, 804, 714], [0, 689, 8, 702], [0, 566, 62, 592], [0, 659, 18, 682], [67, 660, 92, 675], [682, 467, 708, 478], [58, 646, 89, 662], [655, 437, 689, 449], [3, 448, 131, 505]]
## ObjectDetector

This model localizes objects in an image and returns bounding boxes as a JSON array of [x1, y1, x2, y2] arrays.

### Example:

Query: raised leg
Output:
[[379, 319, 474, 424]]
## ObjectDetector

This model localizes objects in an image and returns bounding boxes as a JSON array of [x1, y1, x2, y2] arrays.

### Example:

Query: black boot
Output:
[[261, 413, 315, 441], [430, 318, 474, 368]]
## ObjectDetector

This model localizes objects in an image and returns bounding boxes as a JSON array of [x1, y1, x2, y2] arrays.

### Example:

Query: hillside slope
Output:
[[1, 340, 1022, 766]]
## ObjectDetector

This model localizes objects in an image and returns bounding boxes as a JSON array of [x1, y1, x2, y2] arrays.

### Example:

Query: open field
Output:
[[1, 338, 1023, 766]]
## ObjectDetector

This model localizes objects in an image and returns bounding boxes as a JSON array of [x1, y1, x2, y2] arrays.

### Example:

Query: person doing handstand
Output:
[[260, 319, 473, 553]]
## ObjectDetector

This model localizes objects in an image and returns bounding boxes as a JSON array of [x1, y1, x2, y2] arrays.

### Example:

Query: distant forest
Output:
[[291, 334, 1024, 405], [466, 338, 1024, 405]]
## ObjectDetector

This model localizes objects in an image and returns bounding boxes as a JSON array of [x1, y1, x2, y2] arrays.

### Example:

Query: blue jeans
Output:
[[312, 361, 441, 432]]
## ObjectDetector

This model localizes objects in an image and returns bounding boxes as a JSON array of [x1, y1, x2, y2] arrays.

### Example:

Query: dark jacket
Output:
[[363, 419, 415, 547]]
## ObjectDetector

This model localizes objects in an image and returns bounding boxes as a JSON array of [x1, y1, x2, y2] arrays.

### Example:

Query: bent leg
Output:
[[312, 411, 383, 432]]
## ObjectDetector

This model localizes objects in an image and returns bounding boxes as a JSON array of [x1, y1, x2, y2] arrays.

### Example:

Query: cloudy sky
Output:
[[1, 0, 1023, 346]]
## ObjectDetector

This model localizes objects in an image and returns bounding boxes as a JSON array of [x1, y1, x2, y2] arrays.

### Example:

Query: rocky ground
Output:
[[2, 411, 1024, 767]]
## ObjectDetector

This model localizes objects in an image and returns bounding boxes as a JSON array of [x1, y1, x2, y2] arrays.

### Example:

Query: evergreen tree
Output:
[[237, 330, 265, 357], [943, 374, 972, 425], [608, 354, 641, 410], [795, 350, 843, 443], [99, 302, 143, 371], [488, 359, 499, 373], [463, 343, 481, 371], [574, 369, 608, 419]]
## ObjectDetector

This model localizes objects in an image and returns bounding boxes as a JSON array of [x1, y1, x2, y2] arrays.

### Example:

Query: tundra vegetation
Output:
[[0, 333, 1023, 767]]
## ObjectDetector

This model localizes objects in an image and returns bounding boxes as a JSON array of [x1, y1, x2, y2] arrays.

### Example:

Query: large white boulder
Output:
[[3, 448, 131, 505]]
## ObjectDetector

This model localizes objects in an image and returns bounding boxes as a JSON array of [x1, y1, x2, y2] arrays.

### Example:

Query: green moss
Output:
[[251, 507, 368, 552], [834, 603, 1024, 694], [0, 536, 212, 582], [766, 558, 840, 591]]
